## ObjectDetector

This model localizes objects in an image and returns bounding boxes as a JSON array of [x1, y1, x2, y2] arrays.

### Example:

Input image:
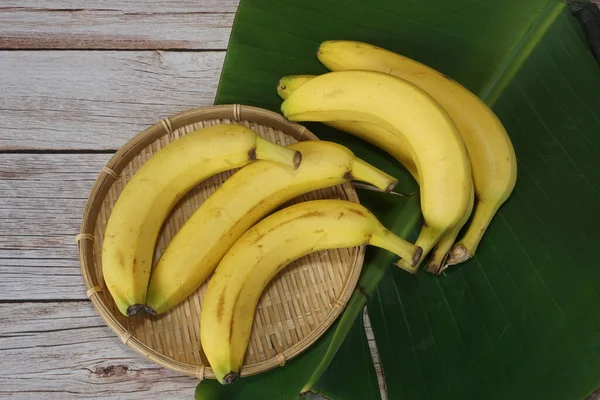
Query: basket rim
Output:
[[76, 104, 365, 380]]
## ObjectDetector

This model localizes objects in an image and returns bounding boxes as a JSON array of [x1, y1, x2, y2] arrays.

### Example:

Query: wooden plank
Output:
[[0, 10, 234, 50], [0, 51, 224, 150], [1, 0, 239, 13], [0, 153, 109, 300], [0, 302, 381, 399], [0, 0, 238, 50], [0, 302, 198, 399]]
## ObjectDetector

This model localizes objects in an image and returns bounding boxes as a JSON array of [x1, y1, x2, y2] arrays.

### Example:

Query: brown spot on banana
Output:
[[251, 210, 326, 244], [248, 146, 257, 161], [228, 287, 243, 344], [347, 208, 366, 217], [299, 210, 325, 219], [216, 291, 226, 321], [117, 251, 125, 267]]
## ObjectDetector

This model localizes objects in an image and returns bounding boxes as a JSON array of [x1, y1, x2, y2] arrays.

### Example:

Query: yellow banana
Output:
[[281, 70, 472, 273], [201, 199, 422, 384], [277, 75, 418, 179], [278, 74, 471, 273], [102, 124, 300, 316], [424, 188, 474, 274], [145, 140, 408, 314], [317, 40, 517, 265]]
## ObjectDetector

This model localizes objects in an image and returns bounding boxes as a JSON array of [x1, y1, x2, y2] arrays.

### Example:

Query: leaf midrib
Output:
[[479, 0, 566, 106]]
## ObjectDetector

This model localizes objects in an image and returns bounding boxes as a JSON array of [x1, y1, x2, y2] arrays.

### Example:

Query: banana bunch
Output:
[[102, 124, 301, 316], [278, 40, 517, 274], [101, 39, 518, 386], [145, 140, 410, 314], [201, 199, 421, 384]]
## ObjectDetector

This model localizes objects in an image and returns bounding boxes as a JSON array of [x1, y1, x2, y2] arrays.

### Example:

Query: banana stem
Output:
[[370, 229, 422, 268], [424, 226, 461, 275], [450, 199, 500, 264], [352, 182, 415, 197], [426, 186, 475, 273], [396, 224, 443, 274], [300, 196, 421, 395], [254, 136, 302, 169], [350, 157, 397, 193]]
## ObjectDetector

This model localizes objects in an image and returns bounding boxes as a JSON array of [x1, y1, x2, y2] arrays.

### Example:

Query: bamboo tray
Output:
[[77, 104, 365, 380]]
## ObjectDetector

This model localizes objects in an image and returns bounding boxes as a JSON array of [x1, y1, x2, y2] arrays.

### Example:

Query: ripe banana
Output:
[[277, 75, 417, 179], [145, 140, 409, 314], [201, 199, 422, 384], [102, 124, 301, 316], [281, 70, 472, 273], [424, 188, 474, 274], [317, 40, 517, 265], [278, 74, 474, 273]]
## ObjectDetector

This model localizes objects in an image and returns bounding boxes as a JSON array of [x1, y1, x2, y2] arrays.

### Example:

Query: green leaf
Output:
[[367, 8, 600, 400], [195, 316, 380, 400], [215, 0, 600, 398]]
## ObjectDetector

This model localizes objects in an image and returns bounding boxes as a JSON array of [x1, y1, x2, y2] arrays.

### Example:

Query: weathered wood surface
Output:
[[0, 154, 109, 301], [0, 51, 225, 150], [0, 1, 238, 50], [0, 8, 233, 50], [1, 0, 239, 11], [0, 302, 198, 399]]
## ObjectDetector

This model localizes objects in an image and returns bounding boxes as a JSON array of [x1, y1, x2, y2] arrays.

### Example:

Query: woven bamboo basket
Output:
[[77, 104, 365, 380]]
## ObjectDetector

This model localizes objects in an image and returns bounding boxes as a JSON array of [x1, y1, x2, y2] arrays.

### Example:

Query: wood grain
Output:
[[0, 153, 109, 300], [0, 0, 238, 50], [1, 0, 239, 13], [0, 301, 198, 399], [0, 51, 224, 150]]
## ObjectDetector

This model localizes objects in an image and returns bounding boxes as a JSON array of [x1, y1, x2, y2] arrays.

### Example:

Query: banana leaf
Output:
[[204, 0, 600, 398], [195, 314, 381, 399]]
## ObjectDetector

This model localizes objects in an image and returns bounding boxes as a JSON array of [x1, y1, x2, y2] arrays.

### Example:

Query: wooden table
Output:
[[0, 2, 233, 398]]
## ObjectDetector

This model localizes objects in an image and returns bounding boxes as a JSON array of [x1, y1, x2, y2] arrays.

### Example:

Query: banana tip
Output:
[[447, 244, 471, 265], [385, 180, 398, 194], [126, 304, 144, 316], [395, 259, 419, 275], [144, 306, 157, 316], [292, 151, 302, 170], [412, 246, 424, 267], [424, 262, 442, 275], [222, 372, 240, 385]]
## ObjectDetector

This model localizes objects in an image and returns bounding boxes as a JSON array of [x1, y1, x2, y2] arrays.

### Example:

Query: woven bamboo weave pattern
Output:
[[78, 105, 364, 379]]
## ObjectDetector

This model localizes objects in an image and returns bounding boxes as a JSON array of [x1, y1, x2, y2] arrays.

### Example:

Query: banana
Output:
[[317, 40, 517, 265], [424, 188, 474, 274], [102, 124, 301, 316], [278, 75, 474, 273], [281, 70, 472, 273], [145, 140, 409, 314], [277, 75, 417, 179], [201, 199, 422, 384]]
